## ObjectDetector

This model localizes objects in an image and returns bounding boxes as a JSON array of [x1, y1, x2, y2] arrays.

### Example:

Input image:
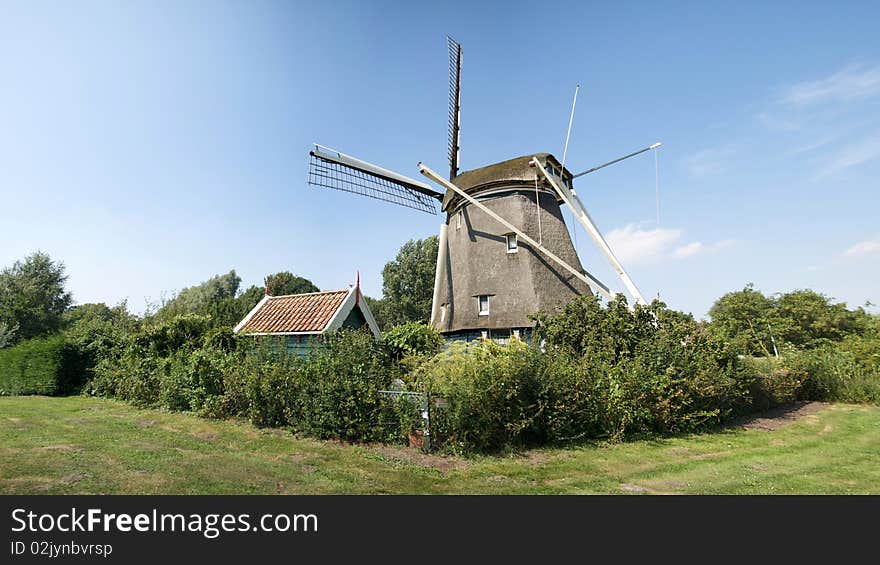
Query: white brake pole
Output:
[[418, 162, 614, 301], [532, 158, 648, 307], [430, 224, 448, 327]]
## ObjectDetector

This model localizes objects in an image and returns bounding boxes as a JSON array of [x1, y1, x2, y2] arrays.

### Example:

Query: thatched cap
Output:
[[443, 153, 573, 211]]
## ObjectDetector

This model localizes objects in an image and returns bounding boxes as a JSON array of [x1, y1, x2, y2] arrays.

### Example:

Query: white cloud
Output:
[[606, 224, 682, 265], [844, 239, 880, 257], [782, 64, 880, 106], [819, 136, 880, 176], [671, 241, 703, 259], [672, 239, 735, 259], [605, 225, 735, 266], [790, 136, 836, 155], [683, 148, 729, 177], [757, 112, 801, 132]]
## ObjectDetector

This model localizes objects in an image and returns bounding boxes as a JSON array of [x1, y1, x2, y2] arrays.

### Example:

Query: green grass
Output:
[[2, 396, 879, 494]]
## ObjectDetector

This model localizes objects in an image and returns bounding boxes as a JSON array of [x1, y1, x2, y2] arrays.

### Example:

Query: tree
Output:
[[63, 302, 115, 326], [0, 251, 73, 342], [0, 321, 16, 348], [773, 290, 866, 348], [152, 270, 319, 328], [378, 236, 438, 328], [363, 295, 389, 331], [209, 284, 265, 327], [63, 301, 138, 368], [265, 271, 319, 296], [708, 284, 870, 355], [708, 284, 776, 356], [154, 270, 242, 322]]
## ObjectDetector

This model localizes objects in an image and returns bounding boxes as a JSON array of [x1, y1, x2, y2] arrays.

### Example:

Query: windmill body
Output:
[[433, 154, 590, 342]]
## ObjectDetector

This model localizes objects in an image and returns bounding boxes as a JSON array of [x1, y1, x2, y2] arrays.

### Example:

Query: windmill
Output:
[[307, 37, 661, 342]]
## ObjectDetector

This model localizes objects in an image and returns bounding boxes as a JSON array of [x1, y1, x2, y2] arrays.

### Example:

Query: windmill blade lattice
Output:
[[447, 36, 462, 181], [308, 147, 441, 215]]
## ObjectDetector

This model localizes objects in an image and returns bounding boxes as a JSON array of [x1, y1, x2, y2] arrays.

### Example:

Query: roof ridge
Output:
[[266, 288, 350, 299]]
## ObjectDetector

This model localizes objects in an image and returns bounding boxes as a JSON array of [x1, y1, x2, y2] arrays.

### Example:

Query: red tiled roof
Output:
[[237, 289, 350, 334]]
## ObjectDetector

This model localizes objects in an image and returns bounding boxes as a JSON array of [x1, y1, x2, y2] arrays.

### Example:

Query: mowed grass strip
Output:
[[1, 396, 878, 494]]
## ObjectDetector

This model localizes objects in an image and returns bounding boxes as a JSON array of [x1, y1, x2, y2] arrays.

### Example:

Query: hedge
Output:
[[0, 335, 87, 396]]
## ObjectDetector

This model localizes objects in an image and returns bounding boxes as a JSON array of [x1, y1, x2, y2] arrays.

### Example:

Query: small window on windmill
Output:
[[505, 233, 518, 253], [440, 303, 447, 323], [478, 295, 490, 316], [456, 210, 462, 230]]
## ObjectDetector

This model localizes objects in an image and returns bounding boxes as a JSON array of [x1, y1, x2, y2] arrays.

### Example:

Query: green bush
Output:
[[133, 314, 212, 356], [839, 331, 880, 373], [735, 356, 804, 411], [413, 341, 546, 453], [783, 347, 880, 404], [81, 288, 877, 455], [89, 325, 407, 444], [296, 329, 400, 441], [539, 297, 746, 432], [409, 297, 752, 453], [382, 322, 444, 359], [0, 335, 87, 395], [86, 314, 215, 407]]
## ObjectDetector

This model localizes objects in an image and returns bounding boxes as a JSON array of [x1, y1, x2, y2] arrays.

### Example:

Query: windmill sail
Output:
[[308, 145, 442, 214], [447, 36, 462, 181]]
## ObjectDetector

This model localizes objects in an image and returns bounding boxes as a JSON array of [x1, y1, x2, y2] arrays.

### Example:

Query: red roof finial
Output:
[[355, 270, 360, 306]]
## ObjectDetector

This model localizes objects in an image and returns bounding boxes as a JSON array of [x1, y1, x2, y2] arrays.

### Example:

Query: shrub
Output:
[[0, 321, 17, 348], [245, 356, 304, 428], [735, 356, 804, 411], [412, 341, 534, 452], [133, 314, 212, 356], [783, 347, 880, 404], [296, 329, 400, 441], [81, 286, 877, 455], [538, 296, 745, 433], [193, 329, 405, 443], [407, 297, 752, 453], [63, 302, 137, 385], [382, 322, 444, 359], [0, 335, 87, 395], [86, 314, 214, 406]]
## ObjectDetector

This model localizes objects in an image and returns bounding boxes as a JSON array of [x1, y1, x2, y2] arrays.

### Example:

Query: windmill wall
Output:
[[434, 187, 591, 338]]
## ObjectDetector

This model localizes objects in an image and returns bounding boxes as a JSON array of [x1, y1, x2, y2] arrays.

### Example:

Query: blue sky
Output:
[[1, 1, 878, 319]]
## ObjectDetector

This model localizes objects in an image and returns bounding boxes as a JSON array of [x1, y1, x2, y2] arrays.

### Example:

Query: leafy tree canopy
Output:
[[0, 251, 72, 342], [152, 270, 319, 328], [707, 283, 777, 356], [265, 271, 319, 296], [708, 284, 869, 355], [63, 301, 138, 365], [774, 289, 867, 348], [363, 295, 388, 332], [0, 321, 16, 348], [153, 270, 242, 322], [63, 302, 115, 325], [377, 236, 438, 328]]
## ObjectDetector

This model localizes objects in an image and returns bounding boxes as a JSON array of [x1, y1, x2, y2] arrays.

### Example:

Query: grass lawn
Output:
[[1, 395, 878, 494]]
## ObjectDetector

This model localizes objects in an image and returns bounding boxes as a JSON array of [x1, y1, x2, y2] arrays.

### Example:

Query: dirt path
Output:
[[725, 401, 831, 431]]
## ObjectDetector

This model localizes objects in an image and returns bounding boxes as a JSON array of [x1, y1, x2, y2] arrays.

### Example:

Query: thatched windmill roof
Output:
[[442, 153, 573, 212]]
